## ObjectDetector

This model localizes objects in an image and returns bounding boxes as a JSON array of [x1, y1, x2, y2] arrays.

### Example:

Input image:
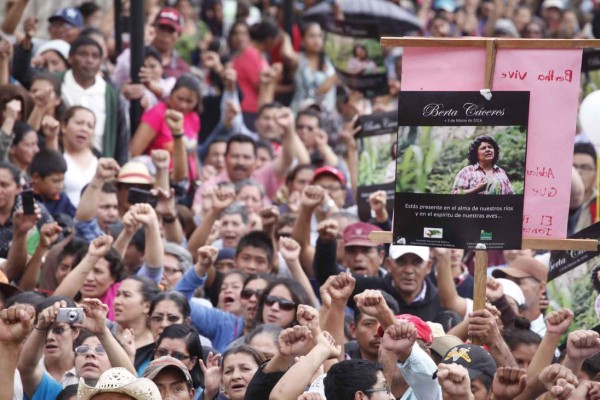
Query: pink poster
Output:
[[401, 46, 582, 239]]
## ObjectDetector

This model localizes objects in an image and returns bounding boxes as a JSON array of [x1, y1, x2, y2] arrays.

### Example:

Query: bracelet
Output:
[[172, 133, 184, 139]]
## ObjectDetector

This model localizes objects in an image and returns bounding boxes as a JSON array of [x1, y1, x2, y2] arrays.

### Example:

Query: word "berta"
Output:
[[499, 69, 573, 83], [422, 103, 505, 117]]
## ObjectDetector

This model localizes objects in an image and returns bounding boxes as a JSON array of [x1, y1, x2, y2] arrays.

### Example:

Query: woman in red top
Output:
[[228, 21, 268, 129], [130, 74, 202, 182]]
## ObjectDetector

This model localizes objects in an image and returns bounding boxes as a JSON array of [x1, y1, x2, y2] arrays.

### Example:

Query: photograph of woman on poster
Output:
[[452, 135, 515, 195]]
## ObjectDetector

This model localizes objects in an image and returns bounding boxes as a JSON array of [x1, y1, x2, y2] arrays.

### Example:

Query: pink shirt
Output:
[[140, 102, 201, 180], [232, 46, 268, 114], [100, 281, 121, 321]]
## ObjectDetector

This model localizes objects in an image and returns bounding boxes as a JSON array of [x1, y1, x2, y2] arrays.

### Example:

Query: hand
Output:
[[491, 367, 527, 400], [566, 330, 600, 361], [278, 325, 313, 357], [0, 40, 13, 62], [314, 129, 329, 149], [151, 149, 170, 170], [165, 109, 184, 134], [547, 378, 576, 400], [122, 210, 142, 235], [368, 190, 387, 214], [222, 99, 241, 128], [222, 67, 237, 92], [382, 319, 417, 361], [4, 99, 21, 121], [486, 277, 504, 302], [567, 381, 600, 400], [319, 272, 356, 307], [297, 393, 324, 400], [117, 327, 136, 362], [152, 187, 177, 218], [13, 205, 41, 235], [23, 16, 38, 39], [339, 115, 361, 150], [75, 298, 109, 335], [300, 185, 325, 210], [41, 115, 60, 140], [87, 235, 114, 259], [31, 85, 55, 110], [94, 158, 120, 181], [248, 213, 263, 231], [196, 246, 218, 276], [354, 289, 391, 320], [120, 82, 146, 100], [259, 206, 279, 228], [545, 308, 574, 336], [130, 203, 158, 227], [0, 304, 35, 345], [275, 107, 295, 134], [467, 309, 502, 348], [437, 363, 474, 400], [279, 237, 301, 262], [297, 304, 320, 336], [317, 219, 338, 242], [199, 352, 223, 398], [538, 364, 578, 392], [35, 300, 65, 330], [211, 186, 235, 212], [315, 330, 342, 360], [138, 66, 158, 87], [202, 51, 223, 72], [199, 164, 217, 182], [38, 222, 62, 248]]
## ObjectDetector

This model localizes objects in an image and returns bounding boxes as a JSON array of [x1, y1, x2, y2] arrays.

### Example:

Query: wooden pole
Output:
[[472, 245, 488, 345], [484, 39, 497, 89]]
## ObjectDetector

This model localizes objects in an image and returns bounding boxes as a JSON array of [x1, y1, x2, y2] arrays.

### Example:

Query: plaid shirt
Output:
[[452, 164, 514, 195]]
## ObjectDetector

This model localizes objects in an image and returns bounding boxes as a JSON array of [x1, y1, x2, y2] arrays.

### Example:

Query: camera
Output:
[[56, 308, 84, 324]]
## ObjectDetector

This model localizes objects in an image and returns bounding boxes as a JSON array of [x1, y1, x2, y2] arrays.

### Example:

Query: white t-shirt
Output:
[[63, 153, 98, 207]]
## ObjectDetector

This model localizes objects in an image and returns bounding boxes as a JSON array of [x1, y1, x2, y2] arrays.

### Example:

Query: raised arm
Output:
[[319, 272, 356, 348], [492, 367, 527, 400], [0, 304, 35, 400], [54, 235, 113, 298], [18, 222, 62, 291], [561, 330, 600, 377], [279, 237, 318, 307], [291, 185, 326, 276], [164, 109, 188, 182], [272, 107, 309, 178], [76, 158, 120, 222], [3, 206, 40, 282], [468, 308, 517, 368], [130, 203, 164, 270], [75, 298, 136, 375]]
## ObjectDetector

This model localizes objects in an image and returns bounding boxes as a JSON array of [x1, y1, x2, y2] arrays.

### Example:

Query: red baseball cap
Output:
[[154, 8, 182, 32], [378, 314, 433, 345], [343, 222, 380, 247], [313, 166, 346, 186]]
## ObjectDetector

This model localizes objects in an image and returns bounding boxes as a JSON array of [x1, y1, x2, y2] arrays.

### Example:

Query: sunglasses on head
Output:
[[241, 288, 264, 300], [264, 295, 296, 311]]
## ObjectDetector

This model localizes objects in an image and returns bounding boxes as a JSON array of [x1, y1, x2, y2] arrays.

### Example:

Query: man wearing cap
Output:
[[48, 7, 84, 43], [492, 256, 548, 336], [312, 165, 350, 214], [341, 222, 385, 277], [438, 343, 497, 399], [114, 7, 189, 91], [350, 245, 444, 322], [142, 356, 195, 400], [541, 0, 564, 37]]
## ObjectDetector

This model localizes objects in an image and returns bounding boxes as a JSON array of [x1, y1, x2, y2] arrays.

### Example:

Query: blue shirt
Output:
[[26, 372, 62, 400]]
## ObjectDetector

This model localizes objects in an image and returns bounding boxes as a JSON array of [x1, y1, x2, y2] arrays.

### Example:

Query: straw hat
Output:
[[78, 367, 161, 400]]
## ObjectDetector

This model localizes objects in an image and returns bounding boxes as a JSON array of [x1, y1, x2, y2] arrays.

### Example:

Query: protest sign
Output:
[[323, 20, 388, 98], [356, 112, 397, 222], [392, 91, 529, 250], [401, 47, 582, 240], [548, 221, 600, 281]]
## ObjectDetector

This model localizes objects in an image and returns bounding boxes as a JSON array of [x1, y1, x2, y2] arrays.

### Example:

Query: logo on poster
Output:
[[424, 228, 443, 238], [480, 230, 493, 240]]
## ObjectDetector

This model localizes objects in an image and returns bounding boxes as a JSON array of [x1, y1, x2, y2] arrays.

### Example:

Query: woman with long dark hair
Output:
[[452, 135, 514, 195]]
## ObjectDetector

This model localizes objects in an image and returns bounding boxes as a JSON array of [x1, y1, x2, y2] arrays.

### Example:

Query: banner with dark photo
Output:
[[356, 111, 397, 222], [581, 49, 600, 96], [323, 19, 388, 98], [392, 91, 530, 249], [548, 221, 600, 281]]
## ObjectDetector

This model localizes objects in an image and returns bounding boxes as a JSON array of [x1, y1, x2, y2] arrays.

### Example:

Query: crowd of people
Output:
[[0, 0, 599, 399]]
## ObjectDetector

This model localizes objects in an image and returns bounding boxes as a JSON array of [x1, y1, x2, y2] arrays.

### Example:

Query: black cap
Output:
[[440, 344, 496, 388]]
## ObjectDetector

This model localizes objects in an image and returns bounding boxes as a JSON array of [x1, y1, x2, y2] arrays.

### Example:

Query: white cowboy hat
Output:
[[78, 367, 161, 400]]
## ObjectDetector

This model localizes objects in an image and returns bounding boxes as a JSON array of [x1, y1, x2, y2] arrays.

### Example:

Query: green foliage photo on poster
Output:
[[395, 125, 527, 195], [357, 132, 396, 187]]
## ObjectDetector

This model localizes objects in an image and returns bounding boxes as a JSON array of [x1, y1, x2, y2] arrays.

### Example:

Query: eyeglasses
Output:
[[50, 326, 71, 335], [296, 124, 315, 132], [155, 348, 191, 361], [150, 314, 183, 324], [163, 266, 183, 275], [364, 384, 391, 395], [241, 288, 264, 300], [264, 295, 296, 311], [75, 345, 106, 355]]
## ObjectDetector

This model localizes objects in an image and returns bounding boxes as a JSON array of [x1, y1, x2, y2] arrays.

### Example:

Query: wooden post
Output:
[[472, 245, 488, 345], [484, 39, 497, 89]]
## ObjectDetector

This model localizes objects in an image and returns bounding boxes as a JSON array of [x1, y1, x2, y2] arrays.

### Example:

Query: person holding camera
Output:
[[18, 297, 135, 400]]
